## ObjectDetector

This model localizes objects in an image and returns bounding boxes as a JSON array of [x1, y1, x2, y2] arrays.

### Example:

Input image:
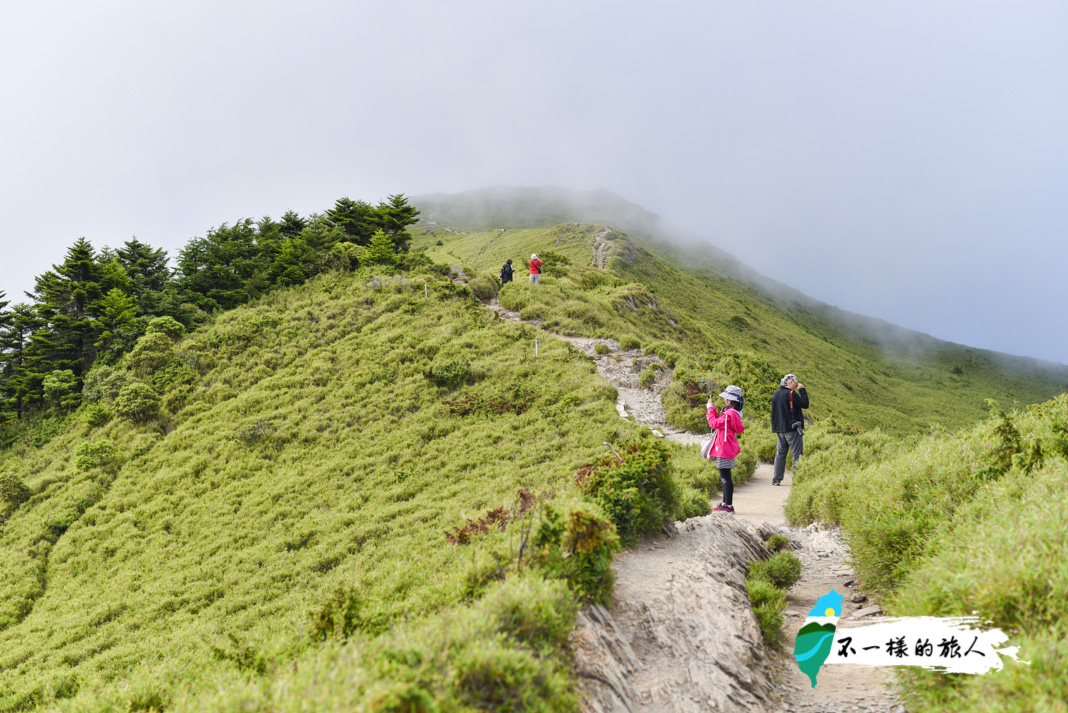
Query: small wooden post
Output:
[[535, 338, 539, 356], [424, 283, 428, 298]]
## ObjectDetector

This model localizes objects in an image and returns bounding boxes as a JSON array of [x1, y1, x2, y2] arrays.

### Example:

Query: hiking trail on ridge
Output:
[[467, 266, 903, 712]]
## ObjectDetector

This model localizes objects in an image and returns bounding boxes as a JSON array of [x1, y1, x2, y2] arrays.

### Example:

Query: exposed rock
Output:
[[852, 605, 883, 619], [850, 593, 867, 603], [574, 515, 776, 713]]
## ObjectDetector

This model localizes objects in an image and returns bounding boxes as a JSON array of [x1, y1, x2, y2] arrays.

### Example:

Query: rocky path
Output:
[[477, 269, 901, 712]]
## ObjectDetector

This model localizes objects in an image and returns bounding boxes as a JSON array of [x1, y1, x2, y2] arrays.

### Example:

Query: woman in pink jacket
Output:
[[707, 384, 745, 514]]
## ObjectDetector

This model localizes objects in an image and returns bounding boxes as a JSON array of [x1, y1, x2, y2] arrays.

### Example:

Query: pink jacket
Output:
[[706, 405, 744, 459]]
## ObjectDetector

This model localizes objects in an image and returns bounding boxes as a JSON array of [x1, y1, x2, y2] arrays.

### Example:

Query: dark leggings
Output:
[[720, 468, 734, 506]]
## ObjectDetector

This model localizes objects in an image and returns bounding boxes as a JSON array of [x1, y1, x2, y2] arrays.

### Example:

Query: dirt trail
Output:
[[473, 260, 901, 712]]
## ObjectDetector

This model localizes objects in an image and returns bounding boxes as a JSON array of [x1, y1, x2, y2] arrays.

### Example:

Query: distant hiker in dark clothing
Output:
[[708, 385, 745, 514], [771, 373, 808, 485], [500, 259, 514, 284], [529, 253, 542, 284]]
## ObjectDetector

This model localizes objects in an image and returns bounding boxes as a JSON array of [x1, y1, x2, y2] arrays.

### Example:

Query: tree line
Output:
[[0, 195, 419, 424]]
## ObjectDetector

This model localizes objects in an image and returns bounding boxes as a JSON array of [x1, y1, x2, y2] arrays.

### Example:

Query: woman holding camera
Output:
[[707, 385, 745, 514]]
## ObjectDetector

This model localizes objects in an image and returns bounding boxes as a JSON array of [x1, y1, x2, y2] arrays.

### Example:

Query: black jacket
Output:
[[771, 386, 808, 433], [500, 263, 514, 283]]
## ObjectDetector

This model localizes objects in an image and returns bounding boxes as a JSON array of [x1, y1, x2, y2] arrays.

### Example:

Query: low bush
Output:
[[467, 274, 499, 302], [424, 359, 473, 389], [746, 577, 787, 649], [74, 439, 123, 474], [43, 370, 80, 412], [530, 504, 620, 606], [83, 403, 111, 428], [112, 381, 161, 423], [749, 551, 802, 590], [127, 331, 177, 377], [145, 316, 186, 341], [575, 440, 680, 547], [0, 474, 31, 509]]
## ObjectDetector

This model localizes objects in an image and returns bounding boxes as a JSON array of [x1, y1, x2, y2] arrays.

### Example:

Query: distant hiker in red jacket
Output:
[[529, 253, 542, 284], [707, 384, 745, 514]]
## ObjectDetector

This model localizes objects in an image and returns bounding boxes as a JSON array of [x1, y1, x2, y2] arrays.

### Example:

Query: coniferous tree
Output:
[[279, 210, 307, 237], [0, 303, 44, 418], [376, 194, 420, 251], [116, 238, 171, 315], [327, 197, 380, 246], [30, 238, 105, 376], [176, 220, 267, 311], [268, 238, 311, 287], [0, 293, 11, 421]]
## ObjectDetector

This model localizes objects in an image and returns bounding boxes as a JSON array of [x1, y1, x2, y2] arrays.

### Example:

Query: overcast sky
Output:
[[2, 1, 1066, 364]]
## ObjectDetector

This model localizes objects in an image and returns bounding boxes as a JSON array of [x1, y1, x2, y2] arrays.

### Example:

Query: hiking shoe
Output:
[[724, 504, 735, 514], [772, 480, 781, 486], [713, 503, 730, 512]]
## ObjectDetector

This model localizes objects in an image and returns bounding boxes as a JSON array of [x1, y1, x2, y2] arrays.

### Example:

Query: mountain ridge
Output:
[[413, 185, 1068, 371]]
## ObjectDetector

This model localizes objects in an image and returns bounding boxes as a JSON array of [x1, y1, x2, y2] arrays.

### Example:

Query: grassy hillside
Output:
[[4, 196, 1067, 711], [412, 222, 1068, 435], [0, 262, 723, 711], [786, 397, 1068, 712]]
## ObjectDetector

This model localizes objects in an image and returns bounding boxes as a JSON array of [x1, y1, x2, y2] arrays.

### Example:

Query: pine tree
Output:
[[327, 197, 380, 246], [176, 220, 267, 311], [30, 238, 106, 376], [376, 194, 420, 251], [280, 210, 307, 237], [363, 230, 396, 265], [116, 238, 171, 315], [268, 238, 310, 287], [0, 304, 49, 416]]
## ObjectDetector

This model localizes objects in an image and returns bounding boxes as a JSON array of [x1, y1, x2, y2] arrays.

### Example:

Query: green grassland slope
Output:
[[2, 264, 719, 711]]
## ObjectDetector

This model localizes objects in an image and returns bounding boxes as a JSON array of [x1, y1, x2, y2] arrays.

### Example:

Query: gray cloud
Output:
[[2, 1, 1065, 362]]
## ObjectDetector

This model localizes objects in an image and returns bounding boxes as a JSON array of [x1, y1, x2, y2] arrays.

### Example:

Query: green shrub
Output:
[[43, 370, 80, 412], [112, 381, 161, 423], [307, 585, 388, 641], [767, 534, 789, 552], [145, 316, 186, 341], [82, 365, 127, 403], [127, 331, 177, 377], [0, 473, 32, 508], [83, 403, 111, 428], [755, 440, 776, 463], [467, 274, 499, 302], [482, 576, 576, 654], [424, 359, 473, 389], [537, 251, 570, 278], [746, 578, 787, 648], [749, 551, 802, 589], [530, 504, 620, 606], [639, 364, 663, 390], [593, 343, 609, 356], [575, 440, 680, 546], [619, 336, 640, 351], [74, 439, 122, 474], [734, 449, 757, 480]]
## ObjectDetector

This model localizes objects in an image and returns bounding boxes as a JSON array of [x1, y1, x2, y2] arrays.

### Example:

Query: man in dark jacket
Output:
[[500, 259, 514, 284], [771, 373, 809, 485]]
